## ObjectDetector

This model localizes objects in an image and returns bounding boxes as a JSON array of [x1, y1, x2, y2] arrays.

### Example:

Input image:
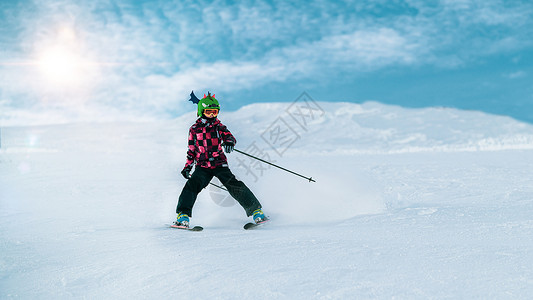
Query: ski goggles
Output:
[[203, 109, 219, 117]]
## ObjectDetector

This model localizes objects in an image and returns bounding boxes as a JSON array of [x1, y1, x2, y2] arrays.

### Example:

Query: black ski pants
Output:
[[176, 166, 261, 217]]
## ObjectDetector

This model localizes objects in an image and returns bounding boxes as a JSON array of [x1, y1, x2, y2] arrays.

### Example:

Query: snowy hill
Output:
[[1, 101, 533, 299]]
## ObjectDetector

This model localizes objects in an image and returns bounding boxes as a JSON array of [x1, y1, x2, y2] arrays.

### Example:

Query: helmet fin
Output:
[[189, 90, 200, 104]]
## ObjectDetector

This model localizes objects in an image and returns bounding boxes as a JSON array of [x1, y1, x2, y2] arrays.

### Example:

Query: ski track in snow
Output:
[[1, 102, 533, 299]]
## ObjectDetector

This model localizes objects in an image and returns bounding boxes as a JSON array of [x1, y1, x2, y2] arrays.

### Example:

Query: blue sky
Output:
[[1, 0, 532, 124]]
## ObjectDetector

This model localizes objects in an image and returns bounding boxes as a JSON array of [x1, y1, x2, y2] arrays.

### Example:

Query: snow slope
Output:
[[1, 101, 533, 299]]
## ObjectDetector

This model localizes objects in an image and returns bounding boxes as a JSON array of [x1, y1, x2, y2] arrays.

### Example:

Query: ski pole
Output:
[[234, 148, 316, 183], [209, 182, 228, 191]]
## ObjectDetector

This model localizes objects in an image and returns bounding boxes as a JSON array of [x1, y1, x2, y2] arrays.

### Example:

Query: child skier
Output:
[[173, 92, 266, 228]]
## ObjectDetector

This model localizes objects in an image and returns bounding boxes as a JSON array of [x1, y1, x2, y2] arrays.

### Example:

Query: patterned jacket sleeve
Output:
[[218, 123, 236, 145], [185, 127, 196, 168]]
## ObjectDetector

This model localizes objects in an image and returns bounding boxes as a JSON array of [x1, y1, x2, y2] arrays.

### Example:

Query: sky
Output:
[[0, 0, 532, 125]]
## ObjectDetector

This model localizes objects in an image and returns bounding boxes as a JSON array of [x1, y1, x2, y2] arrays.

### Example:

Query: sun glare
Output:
[[38, 46, 83, 84], [36, 27, 95, 88]]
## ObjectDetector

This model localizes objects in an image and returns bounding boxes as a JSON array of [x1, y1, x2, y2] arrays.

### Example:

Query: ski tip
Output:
[[244, 219, 269, 230], [190, 226, 204, 231], [243, 222, 258, 230]]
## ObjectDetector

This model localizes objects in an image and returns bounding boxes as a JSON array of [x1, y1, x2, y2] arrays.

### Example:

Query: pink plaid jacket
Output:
[[185, 118, 236, 169]]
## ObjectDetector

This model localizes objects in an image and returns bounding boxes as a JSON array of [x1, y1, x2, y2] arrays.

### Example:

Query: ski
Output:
[[166, 220, 269, 231], [168, 224, 204, 231], [243, 219, 269, 230]]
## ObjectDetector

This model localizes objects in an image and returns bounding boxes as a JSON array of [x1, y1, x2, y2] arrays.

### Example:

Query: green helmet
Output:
[[197, 92, 220, 117]]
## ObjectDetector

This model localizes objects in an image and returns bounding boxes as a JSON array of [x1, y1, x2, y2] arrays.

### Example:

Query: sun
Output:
[[36, 27, 94, 87], [38, 46, 83, 85]]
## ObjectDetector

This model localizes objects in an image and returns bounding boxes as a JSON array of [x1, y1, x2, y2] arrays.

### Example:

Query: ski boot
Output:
[[172, 213, 190, 228], [252, 209, 268, 224]]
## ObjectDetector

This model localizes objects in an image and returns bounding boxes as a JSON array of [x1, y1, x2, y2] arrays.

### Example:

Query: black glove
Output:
[[223, 141, 235, 153], [181, 165, 193, 179]]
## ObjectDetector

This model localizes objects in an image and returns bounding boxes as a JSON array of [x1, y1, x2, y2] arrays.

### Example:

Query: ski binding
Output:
[[169, 224, 204, 231]]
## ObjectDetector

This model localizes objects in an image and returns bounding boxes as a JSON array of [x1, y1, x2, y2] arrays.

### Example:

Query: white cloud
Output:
[[2, 0, 533, 124], [504, 71, 527, 79], [124, 25, 422, 116], [302, 28, 419, 68]]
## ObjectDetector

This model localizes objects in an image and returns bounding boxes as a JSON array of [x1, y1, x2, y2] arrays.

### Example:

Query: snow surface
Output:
[[1, 101, 533, 299]]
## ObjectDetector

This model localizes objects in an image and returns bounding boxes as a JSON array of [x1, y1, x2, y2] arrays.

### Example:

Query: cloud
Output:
[[2, 0, 533, 124], [504, 71, 527, 79], [132, 26, 421, 111], [285, 27, 421, 70]]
